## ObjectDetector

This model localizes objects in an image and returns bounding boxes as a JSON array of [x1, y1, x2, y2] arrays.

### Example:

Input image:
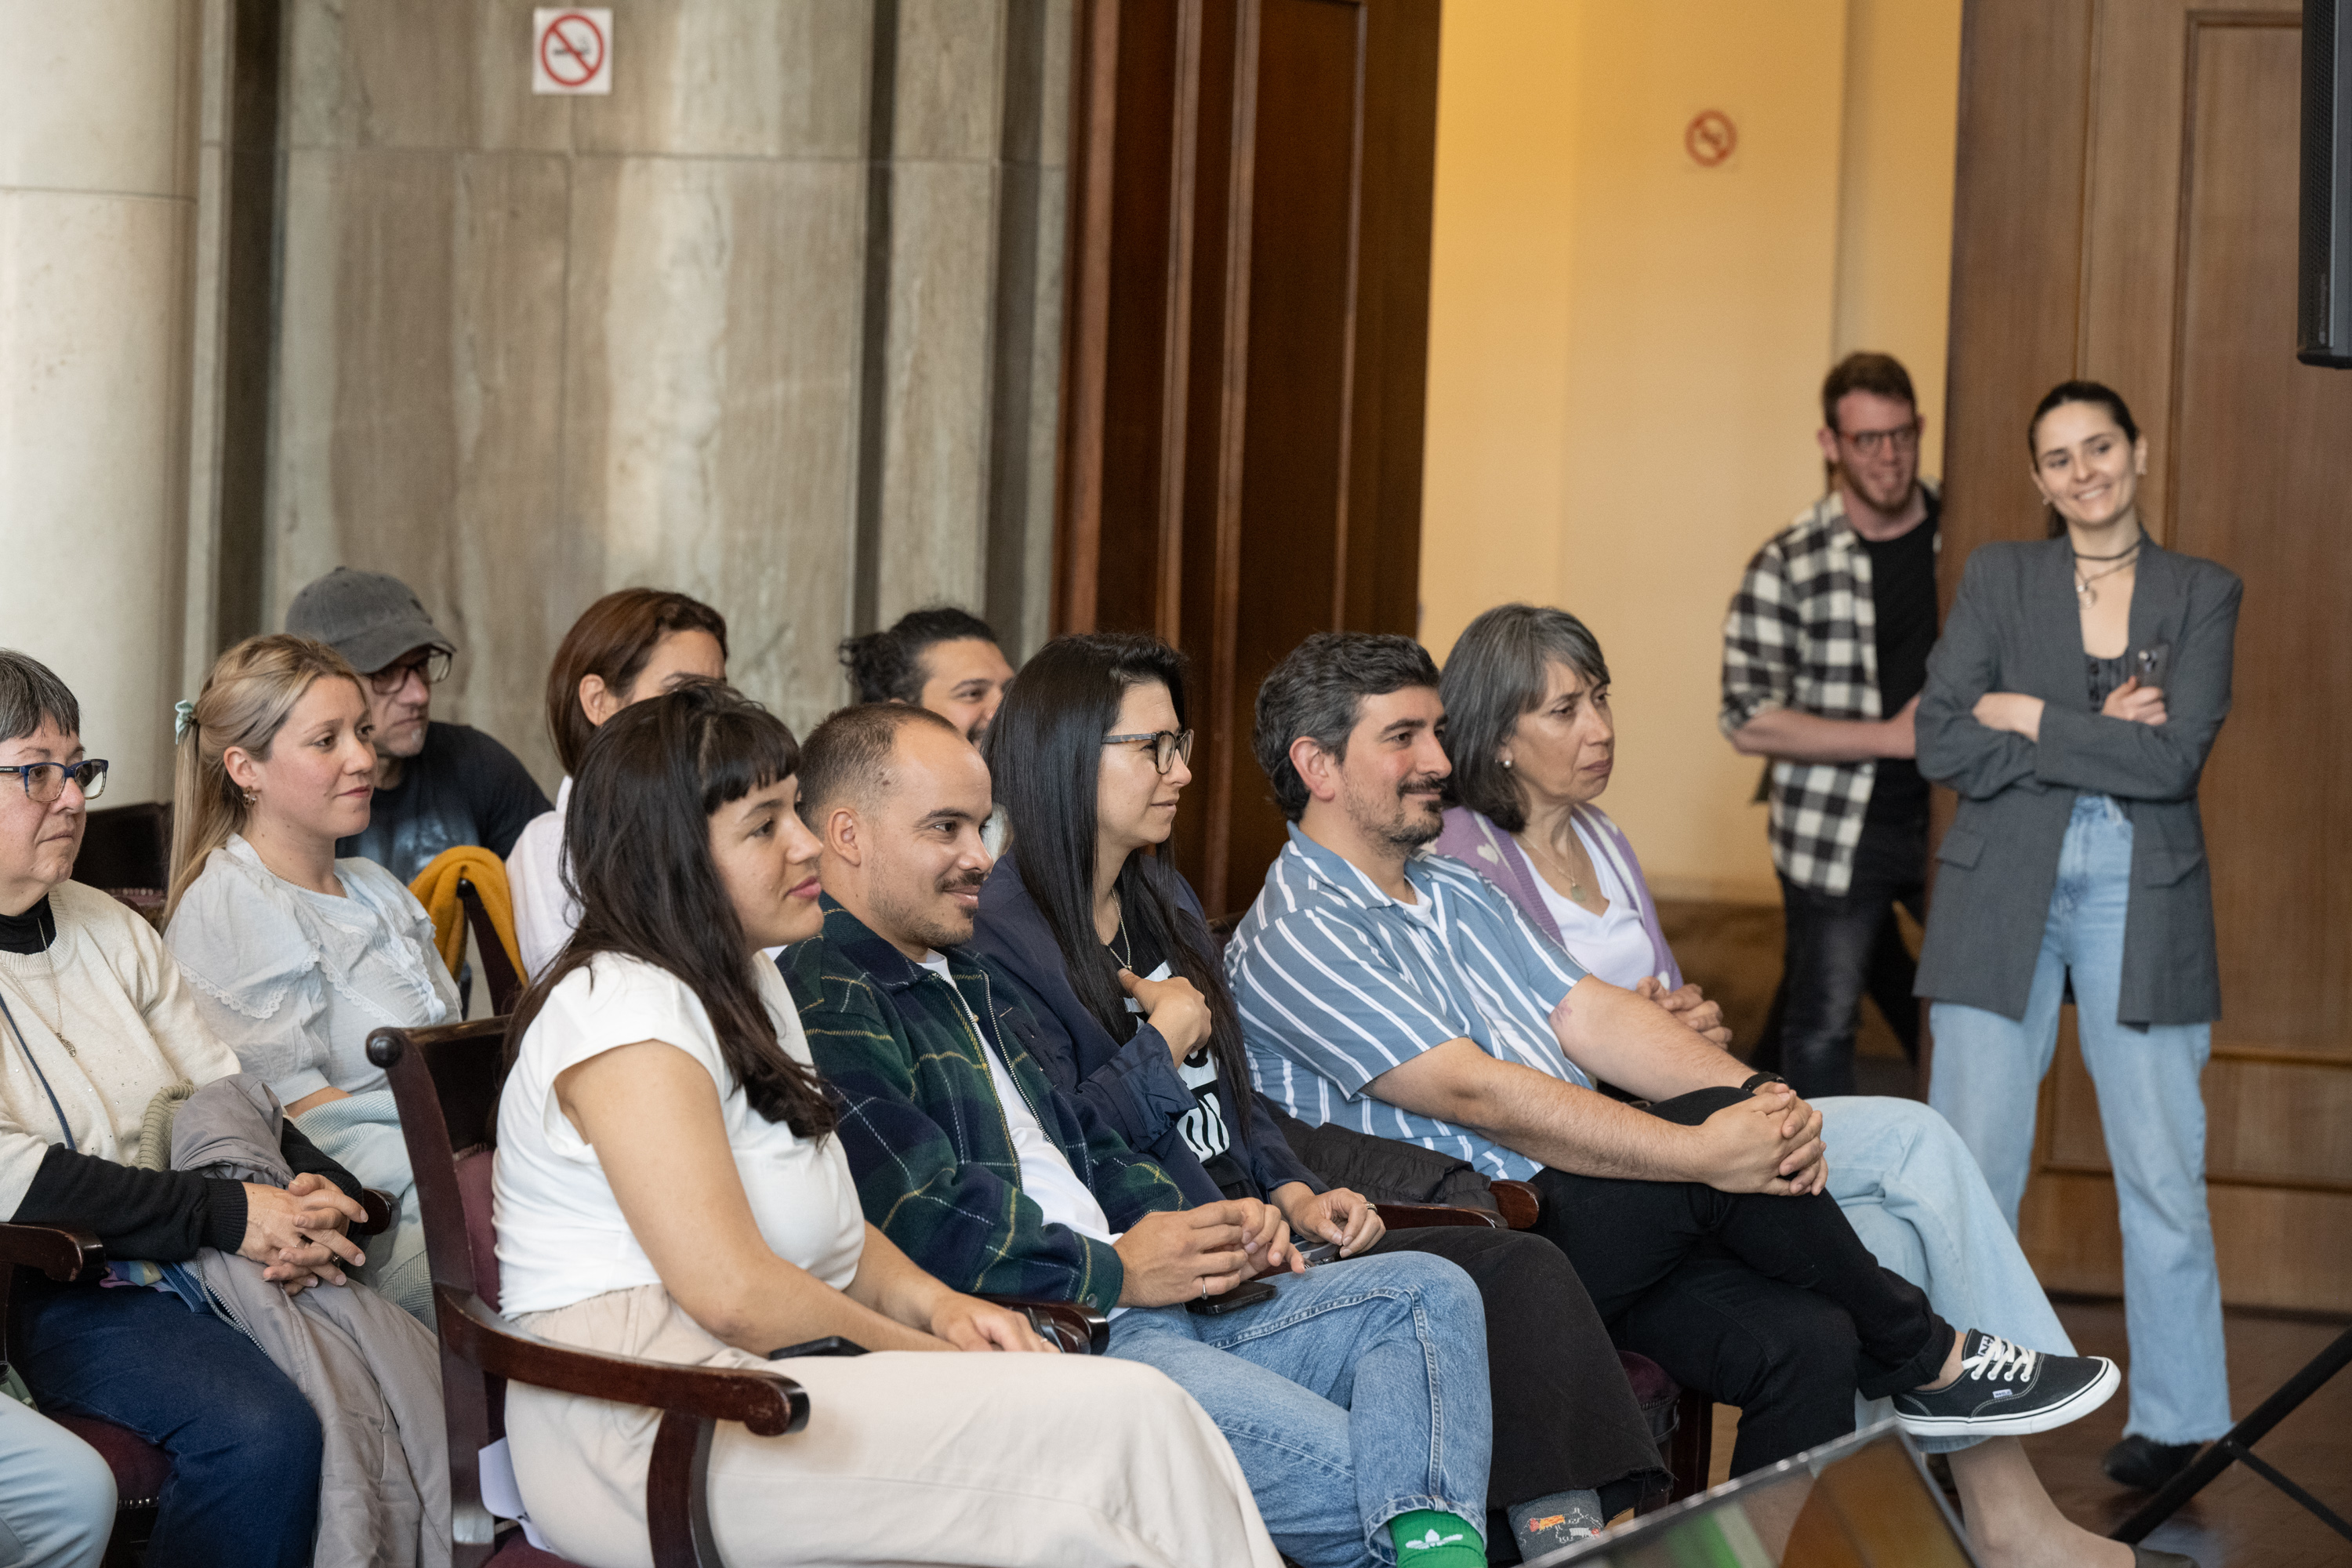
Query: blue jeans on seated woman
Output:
[[1105, 1248, 1490, 1568], [13, 1279, 323, 1568], [1929, 793, 2231, 1446]]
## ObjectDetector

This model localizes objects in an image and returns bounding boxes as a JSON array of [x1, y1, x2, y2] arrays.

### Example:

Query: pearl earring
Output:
[[1501, 757, 1514, 770], [241, 786, 259, 805]]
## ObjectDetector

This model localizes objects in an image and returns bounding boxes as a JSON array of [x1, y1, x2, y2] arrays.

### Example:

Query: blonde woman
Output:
[[165, 635, 458, 1323]]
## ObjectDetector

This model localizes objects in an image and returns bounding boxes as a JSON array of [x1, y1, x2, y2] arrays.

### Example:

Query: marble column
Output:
[[0, 1, 202, 801]]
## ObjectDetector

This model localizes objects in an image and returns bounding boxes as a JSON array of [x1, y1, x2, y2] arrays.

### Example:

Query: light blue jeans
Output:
[[0, 1397, 114, 1568], [1106, 1250, 1490, 1568], [1817, 1094, 2075, 1453], [1929, 793, 2231, 1443]]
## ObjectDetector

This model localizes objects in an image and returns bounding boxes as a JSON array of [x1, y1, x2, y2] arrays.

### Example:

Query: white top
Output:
[[915, 953, 1115, 1248], [0, 883, 243, 1215], [166, 836, 459, 1105], [505, 778, 573, 980], [494, 953, 866, 1316], [1529, 818, 1663, 991]]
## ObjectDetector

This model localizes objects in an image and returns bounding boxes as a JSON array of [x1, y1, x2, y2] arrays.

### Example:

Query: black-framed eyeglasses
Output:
[[368, 649, 452, 694], [1837, 422, 1921, 458], [0, 761, 109, 804], [1102, 728, 1195, 775]]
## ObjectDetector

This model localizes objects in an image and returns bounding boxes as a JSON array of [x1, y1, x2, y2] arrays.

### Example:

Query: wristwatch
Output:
[[1739, 1072, 1788, 1095]]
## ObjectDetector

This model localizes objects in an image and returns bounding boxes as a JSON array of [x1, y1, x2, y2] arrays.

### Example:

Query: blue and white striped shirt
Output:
[[1227, 824, 1593, 1182]]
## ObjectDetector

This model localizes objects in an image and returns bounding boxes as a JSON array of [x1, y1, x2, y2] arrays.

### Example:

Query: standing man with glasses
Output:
[[285, 568, 550, 882], [1721, 354, 1940, 1100]]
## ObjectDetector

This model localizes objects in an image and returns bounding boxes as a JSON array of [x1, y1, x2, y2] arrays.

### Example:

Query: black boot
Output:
[[2103, 1434, 2203, 1491]]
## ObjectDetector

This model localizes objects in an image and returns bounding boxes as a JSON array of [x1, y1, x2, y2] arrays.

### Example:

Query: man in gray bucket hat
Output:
[[286, 568, 550, 884]]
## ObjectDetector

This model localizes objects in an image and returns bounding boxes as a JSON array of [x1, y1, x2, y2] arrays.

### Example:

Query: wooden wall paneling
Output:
[[1054, 0, 1443, 913]]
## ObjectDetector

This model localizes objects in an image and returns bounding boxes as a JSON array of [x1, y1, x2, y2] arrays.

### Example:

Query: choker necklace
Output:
[[2074, 539, 2142, 604], [2071, 536, 2143, 561]]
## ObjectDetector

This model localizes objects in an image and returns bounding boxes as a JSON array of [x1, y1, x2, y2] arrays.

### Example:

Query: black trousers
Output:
[[1364, 1223, 1666, 1523], [1526, 1087, 1955, 1478], [1771, 811, 1927, 1098]]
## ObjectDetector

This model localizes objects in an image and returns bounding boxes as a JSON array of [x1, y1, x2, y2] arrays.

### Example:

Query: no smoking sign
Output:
[[533, 9, 612, 95]]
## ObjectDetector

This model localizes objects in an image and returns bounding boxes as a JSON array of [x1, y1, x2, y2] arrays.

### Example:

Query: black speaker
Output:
[[2302, 0, 2352, 365]]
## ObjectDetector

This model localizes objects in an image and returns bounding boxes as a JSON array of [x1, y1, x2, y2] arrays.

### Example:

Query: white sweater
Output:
[[0, 881, 241, 1216]]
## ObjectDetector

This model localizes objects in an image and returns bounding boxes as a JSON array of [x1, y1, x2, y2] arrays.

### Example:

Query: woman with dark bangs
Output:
[[970, 633, 1669, 1559], [491, 682, 1276, 1568]]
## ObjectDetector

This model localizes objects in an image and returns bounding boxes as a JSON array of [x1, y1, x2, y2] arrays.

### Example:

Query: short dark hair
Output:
[[502, 681, 835, 1138], [1821, 352, 1917, 431], [546, 589, 729, 775], [1438, 605, 1611, 833], [0, 651, 80, 746], [1251, 633, 1440, 821], [837, 606, 1000, 704], [797, 702, 962, 820]]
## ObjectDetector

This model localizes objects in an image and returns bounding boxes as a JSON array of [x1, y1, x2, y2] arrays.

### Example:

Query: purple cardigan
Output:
[[1432, 804, 1683, 991]]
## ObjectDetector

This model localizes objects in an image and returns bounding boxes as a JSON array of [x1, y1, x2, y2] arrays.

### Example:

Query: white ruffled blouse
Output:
[[164, 835, 459, 1105]]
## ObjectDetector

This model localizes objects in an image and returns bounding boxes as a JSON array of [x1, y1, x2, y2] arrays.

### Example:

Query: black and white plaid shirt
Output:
[[1718, 485, 1939, 895]]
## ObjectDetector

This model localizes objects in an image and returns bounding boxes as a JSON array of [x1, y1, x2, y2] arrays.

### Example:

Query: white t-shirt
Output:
[[1530, 818, 1663, 991], [494, 952, 866, 1316], [914, 954, 1116, 1247], [505, 778, 574, 980]]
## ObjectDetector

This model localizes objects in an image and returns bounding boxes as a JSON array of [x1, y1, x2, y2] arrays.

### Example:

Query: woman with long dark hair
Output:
[[971, 633, 1669, 1559], [1917, 382, 2241, 1495], [492, 682, 1276, 1568]]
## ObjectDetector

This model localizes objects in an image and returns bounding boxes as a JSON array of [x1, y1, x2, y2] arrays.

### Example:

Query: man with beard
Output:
[[1719, 354, 1940, 1098], [1225, 633, 2119, 1494], [782, 702, 1500, 1568]]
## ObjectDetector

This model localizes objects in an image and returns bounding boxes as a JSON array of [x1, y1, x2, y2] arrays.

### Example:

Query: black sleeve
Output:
[[11, 1146, 246, 1261], [464, 729, 554, 858], [278, 1120, 363, 1203]]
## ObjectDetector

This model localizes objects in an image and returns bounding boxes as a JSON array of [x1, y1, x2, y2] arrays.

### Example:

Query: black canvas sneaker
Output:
[[1892, 1330, 2121, 1439]]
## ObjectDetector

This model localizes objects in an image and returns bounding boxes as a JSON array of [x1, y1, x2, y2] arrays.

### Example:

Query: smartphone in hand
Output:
[[2134, 642, 2172, 689]]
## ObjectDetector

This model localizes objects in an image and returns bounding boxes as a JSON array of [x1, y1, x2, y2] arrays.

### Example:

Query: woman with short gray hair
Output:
[[0, 648, 368, 1568], [1432, 607, 2187, 1568]]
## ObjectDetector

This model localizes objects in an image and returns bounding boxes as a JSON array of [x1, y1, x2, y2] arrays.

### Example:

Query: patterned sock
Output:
[[1508, 1489, 1606, 1556], [1389, 1508, 1486, 1568]]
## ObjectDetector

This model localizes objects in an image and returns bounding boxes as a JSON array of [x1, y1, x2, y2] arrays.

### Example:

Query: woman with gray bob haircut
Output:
[[0, 648, 373, 1568], [1430, 608, 2183, 1568]]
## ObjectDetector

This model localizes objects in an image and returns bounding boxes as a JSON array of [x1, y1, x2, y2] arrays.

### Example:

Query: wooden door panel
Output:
[[1951, 0, 2350, 1310]]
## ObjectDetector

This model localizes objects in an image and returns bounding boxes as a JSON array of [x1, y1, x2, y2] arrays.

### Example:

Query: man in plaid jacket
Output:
[[786, 701, 1496, 1568], [1720, 353, 1940, 1099]]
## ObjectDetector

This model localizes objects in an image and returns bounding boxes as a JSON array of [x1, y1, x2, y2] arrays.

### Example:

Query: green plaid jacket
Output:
[[783, 897, 1189, 1313]]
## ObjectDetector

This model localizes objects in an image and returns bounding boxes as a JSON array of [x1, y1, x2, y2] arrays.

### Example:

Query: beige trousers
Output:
[[507, 1285, 1279, 1568]]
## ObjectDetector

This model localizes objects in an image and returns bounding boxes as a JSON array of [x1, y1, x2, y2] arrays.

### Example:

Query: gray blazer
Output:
[[1914, 537, 2241, 1025]]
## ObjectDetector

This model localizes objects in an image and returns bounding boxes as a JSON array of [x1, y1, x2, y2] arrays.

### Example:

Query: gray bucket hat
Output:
[[285, 568, 456, 676]]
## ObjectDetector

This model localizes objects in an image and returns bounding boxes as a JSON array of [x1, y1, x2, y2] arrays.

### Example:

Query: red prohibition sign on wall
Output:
[[1685, 110, 1737, 168], [539, 10, 606, 88]]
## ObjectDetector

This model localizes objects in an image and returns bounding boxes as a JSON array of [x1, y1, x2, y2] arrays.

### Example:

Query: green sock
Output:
[[1388, 1508, 1486, 1568]]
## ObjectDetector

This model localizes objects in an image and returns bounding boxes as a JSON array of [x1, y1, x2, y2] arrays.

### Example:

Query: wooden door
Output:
[[1056, 0, 1441, 914], [1943, 0, 2352, 1312]]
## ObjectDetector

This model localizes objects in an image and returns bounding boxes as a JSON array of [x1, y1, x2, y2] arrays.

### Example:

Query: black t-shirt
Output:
[[1860, 496, 1940, 826], [337, 720, 552, 884], [1108, 919, 1254, 1197]]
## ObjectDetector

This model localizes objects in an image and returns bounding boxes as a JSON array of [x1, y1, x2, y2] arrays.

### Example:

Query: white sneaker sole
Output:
[[1894, 1356, 2122, 1439]]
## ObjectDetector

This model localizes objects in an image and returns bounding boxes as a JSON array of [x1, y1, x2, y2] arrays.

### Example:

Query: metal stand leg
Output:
[[2112, 1324, 2352, 1544]]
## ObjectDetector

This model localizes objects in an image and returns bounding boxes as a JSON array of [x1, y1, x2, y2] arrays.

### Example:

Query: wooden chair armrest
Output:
[[0, 1222, 103, 1282], [436, 1287, 808, 1439], [354, 1189, 394, 1236], [1371, 1202, 1504, 1231], [1489, 1179, 1541, 1229], [976, 1294, 1111, 1356]]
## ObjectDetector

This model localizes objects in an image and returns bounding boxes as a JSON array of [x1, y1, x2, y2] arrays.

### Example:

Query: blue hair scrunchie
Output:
[[173, 699, 198, 743]]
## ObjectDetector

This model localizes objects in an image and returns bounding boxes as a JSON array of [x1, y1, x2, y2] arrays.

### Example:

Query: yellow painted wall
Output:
[[1420, 0, 1962, 903]]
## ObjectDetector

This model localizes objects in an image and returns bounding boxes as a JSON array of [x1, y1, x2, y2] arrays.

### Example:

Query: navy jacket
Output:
[[967, 851, 1323, 1208]]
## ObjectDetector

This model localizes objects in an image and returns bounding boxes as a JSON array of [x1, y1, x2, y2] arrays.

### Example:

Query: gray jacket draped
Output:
[[1914, 536, 2241, 1025]]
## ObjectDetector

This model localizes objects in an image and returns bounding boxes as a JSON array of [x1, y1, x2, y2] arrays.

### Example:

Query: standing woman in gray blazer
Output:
[[1915, 382, 2241, 1497]]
